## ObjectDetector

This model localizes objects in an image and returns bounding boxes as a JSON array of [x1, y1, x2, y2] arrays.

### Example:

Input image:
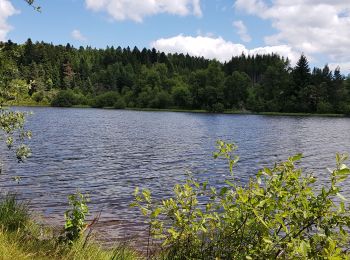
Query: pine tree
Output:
[[293, 54, 311, 91]]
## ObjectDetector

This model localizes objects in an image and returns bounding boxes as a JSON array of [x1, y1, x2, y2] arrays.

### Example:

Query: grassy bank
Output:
[[4, 100, 50, 107], [7, 102, 349, 118], [0, 194, 139, 260], [127, 108, 348, 117], [0, 231, 138, 260], [256, 111, 346, 117]]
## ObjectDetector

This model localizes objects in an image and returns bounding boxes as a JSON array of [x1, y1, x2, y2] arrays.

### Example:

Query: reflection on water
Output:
[[0, 107, 350, 242]]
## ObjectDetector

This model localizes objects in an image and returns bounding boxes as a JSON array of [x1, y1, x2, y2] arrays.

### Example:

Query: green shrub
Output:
[[51, 90, 89, 107], [114, 98, 126, 109], [337, 102, 350, 115], [93, 91, 119, 108], [209, 102, 225, 113], [31, 91, 44, 103], [51, 90, 79, 107], [172, 84, 192, 108], [0, 194, 29, 232], [61, 192, 89, 245], [74, 92, 89, 106], [317, 101, 334, 114], [133, 141, 350, 259], [149, 91, 172, 109]]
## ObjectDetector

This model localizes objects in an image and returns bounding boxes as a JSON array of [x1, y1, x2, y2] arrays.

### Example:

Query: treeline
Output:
[[1, 39, 350, 113]]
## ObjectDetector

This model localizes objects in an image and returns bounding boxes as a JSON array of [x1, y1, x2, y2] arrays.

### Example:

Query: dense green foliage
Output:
[[133, 141, 350, 259], [1, 40, 349, 113]]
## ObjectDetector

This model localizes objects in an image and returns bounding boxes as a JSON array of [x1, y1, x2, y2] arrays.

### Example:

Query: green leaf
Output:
[[340, 164, 349, 170], [133, 187, 139, 197], [263, 167, 272, 176], [220, 187, 228, 196], [225, 180, 235, 187], [141, 208, 148, 216], [290, 153, 303, 162], [337, 168, 350, 175], [142, 189, 151, 203], [257, 176, 262, 185], [151, 208, 162, 218], [263, 238, 273, 244], [253, 210, 268, 228], [258, 199, 267, 207], [299, 241, 309, 256]]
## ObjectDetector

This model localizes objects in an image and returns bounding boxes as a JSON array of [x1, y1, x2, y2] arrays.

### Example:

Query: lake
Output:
[[1, 107, 350, 242]]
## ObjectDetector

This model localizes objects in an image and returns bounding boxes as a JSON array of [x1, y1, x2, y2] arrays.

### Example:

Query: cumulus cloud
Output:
[[233, 20, 251, 42], [151, 34, 299, 63], [234, 0, 350, 63], [0, 0, 19, 41], [71, 29, 87, 42], [85, 0, 202, 22]]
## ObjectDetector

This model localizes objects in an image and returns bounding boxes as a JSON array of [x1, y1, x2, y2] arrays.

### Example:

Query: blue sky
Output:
[[2, 0, 350, 73]]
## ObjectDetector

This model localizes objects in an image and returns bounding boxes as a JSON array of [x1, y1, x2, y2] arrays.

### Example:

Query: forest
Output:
[[1, 39, 350, 114]]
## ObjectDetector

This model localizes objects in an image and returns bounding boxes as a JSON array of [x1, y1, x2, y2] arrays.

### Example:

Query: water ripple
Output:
[[0, 107, 350, 242]]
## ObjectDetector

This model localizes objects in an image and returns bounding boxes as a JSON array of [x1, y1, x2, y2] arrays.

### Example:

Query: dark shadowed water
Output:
[[0, 107, 350, 243]]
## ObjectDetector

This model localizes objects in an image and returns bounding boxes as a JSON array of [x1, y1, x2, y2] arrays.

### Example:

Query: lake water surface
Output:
[[1, 107, 350, 243]]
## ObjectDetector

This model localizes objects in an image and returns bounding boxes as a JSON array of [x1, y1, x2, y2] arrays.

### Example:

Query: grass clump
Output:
[[0, 194, 30, 232], [0, 230, 139, 260], [59, 238, 139, 260]]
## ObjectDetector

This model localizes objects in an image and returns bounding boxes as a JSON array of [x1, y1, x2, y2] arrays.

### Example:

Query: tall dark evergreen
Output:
[[293, 54, 311, 91]]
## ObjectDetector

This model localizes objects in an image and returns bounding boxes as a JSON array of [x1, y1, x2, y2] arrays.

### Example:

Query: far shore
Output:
[[5, 102, 348, 118]]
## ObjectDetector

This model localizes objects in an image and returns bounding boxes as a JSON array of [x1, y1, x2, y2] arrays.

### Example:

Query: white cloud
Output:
[[151, 34, 299, 63], [71, 29, 87, 42], [234, 0, 350, 64], [233, 20, 251, 42], [85, 0, 202, 22], [0, 0, 19, 41]]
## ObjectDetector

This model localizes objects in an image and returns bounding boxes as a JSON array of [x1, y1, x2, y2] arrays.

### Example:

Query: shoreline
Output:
[[6, 103, 348, 118]]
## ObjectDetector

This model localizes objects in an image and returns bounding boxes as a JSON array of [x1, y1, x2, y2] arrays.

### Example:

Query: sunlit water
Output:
[[0, 107, 350, 244]]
